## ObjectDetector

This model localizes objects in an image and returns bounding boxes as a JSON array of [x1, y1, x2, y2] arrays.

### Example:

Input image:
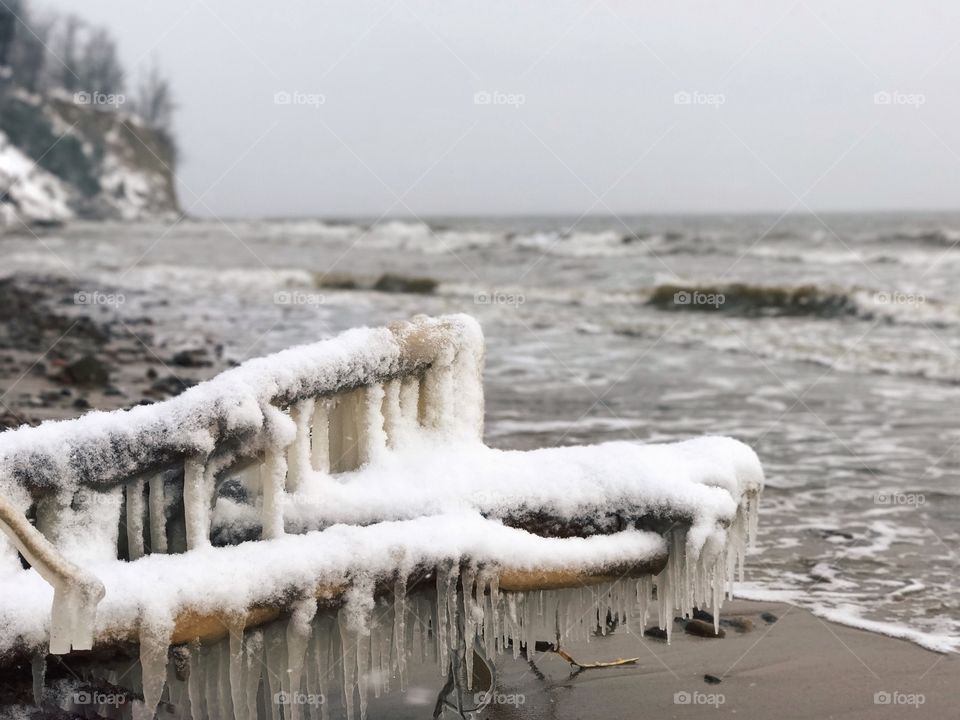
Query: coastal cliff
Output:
[[0, 85, 179, 227]]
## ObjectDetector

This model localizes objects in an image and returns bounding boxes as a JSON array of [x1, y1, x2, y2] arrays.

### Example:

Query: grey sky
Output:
[[40, 1, 960, 217]]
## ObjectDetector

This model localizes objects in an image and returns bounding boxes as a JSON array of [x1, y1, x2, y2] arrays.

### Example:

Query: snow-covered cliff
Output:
[[0, 86, 179, 227]]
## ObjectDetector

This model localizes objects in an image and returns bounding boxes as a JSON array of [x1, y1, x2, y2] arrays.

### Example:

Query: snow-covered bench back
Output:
[[0, 314, 484, 653]]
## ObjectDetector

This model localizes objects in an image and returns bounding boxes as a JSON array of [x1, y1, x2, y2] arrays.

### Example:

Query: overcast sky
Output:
[[39, 0, 960, 218]]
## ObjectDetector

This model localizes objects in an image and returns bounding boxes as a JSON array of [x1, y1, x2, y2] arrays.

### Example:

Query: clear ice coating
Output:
[[78, 502, 758, 720]]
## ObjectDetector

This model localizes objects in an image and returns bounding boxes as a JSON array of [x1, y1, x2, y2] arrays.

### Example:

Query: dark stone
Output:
[[693, 608, 714, 623], [170, 348, 212, 368], [103, 386, 124, 397], [62, 354, 110, 387], [643, 626, 668, 640], [72, 397, 90, 410], [704, 674, 722, 685], [146, 367, 158, 380], [373, 273, 437, 295], [761, 612, 779, 624], [685, 619, 725, 638]]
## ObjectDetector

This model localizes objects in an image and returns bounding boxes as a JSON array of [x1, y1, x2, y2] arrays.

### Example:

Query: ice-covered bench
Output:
[[0, 314, 762, 719]]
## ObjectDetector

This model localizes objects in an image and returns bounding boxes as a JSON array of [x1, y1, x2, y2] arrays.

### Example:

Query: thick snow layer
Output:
[[223, 435, 762, 562], [0, 130, 73, 226], [0, 313, 765, 718], [0, 513, 667, 652]]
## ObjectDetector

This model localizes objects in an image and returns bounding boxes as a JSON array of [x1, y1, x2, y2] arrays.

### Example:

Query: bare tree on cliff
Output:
[[51, 13, 84, 92], [136, 60, 175, 132], [77, 26, 123, 95], [7, 1, 54, 93]]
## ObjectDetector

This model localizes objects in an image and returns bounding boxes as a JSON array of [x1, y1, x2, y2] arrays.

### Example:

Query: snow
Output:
[[0, 130, 73, 227], [0, 313, 764, 718]]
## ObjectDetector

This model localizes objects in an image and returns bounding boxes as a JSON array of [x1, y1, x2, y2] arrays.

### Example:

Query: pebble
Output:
[[761, 612, 779, 624], [693, 608, 715, 623], [684, 619, 726, 638], [643, 626, 668, 640], [704, 674, 722, 685]]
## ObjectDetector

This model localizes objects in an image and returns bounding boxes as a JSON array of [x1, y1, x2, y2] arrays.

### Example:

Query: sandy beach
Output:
[[475, 599, 955, 720]]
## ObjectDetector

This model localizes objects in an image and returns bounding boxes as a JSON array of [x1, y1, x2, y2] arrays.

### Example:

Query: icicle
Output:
[[287, 399, 316, 493], [244, 631, 264, 720], [398, 376, 420, 439], [419, 363, 455, 432], [311, 616, 335, 720], [393, 575, 408, 691], [461, 567, 478, 691], [358, 384, 387, 467], [260, 448, 287, 539], [148, 474, 168, 554], [31, 653, 44, 706], [310, 399, 332, 474], [187, 643, 204, 720], [487, 573, 500, 657], [183, 455, 211, 550], [287, 598, 318, 720], [381, 379, 403, 449], [227, 616, 247, 720], [136, 621, 172, 720], [217, 641, 232, 719], [338, 612, 359, 720], [125, 478, 146, 561]]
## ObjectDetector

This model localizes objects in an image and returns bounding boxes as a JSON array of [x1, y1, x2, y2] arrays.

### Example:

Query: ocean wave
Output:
[[864, 227, 960, 248]]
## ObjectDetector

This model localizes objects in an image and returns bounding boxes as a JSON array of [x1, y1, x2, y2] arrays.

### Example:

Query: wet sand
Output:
[[447, 599, 955, 720]]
